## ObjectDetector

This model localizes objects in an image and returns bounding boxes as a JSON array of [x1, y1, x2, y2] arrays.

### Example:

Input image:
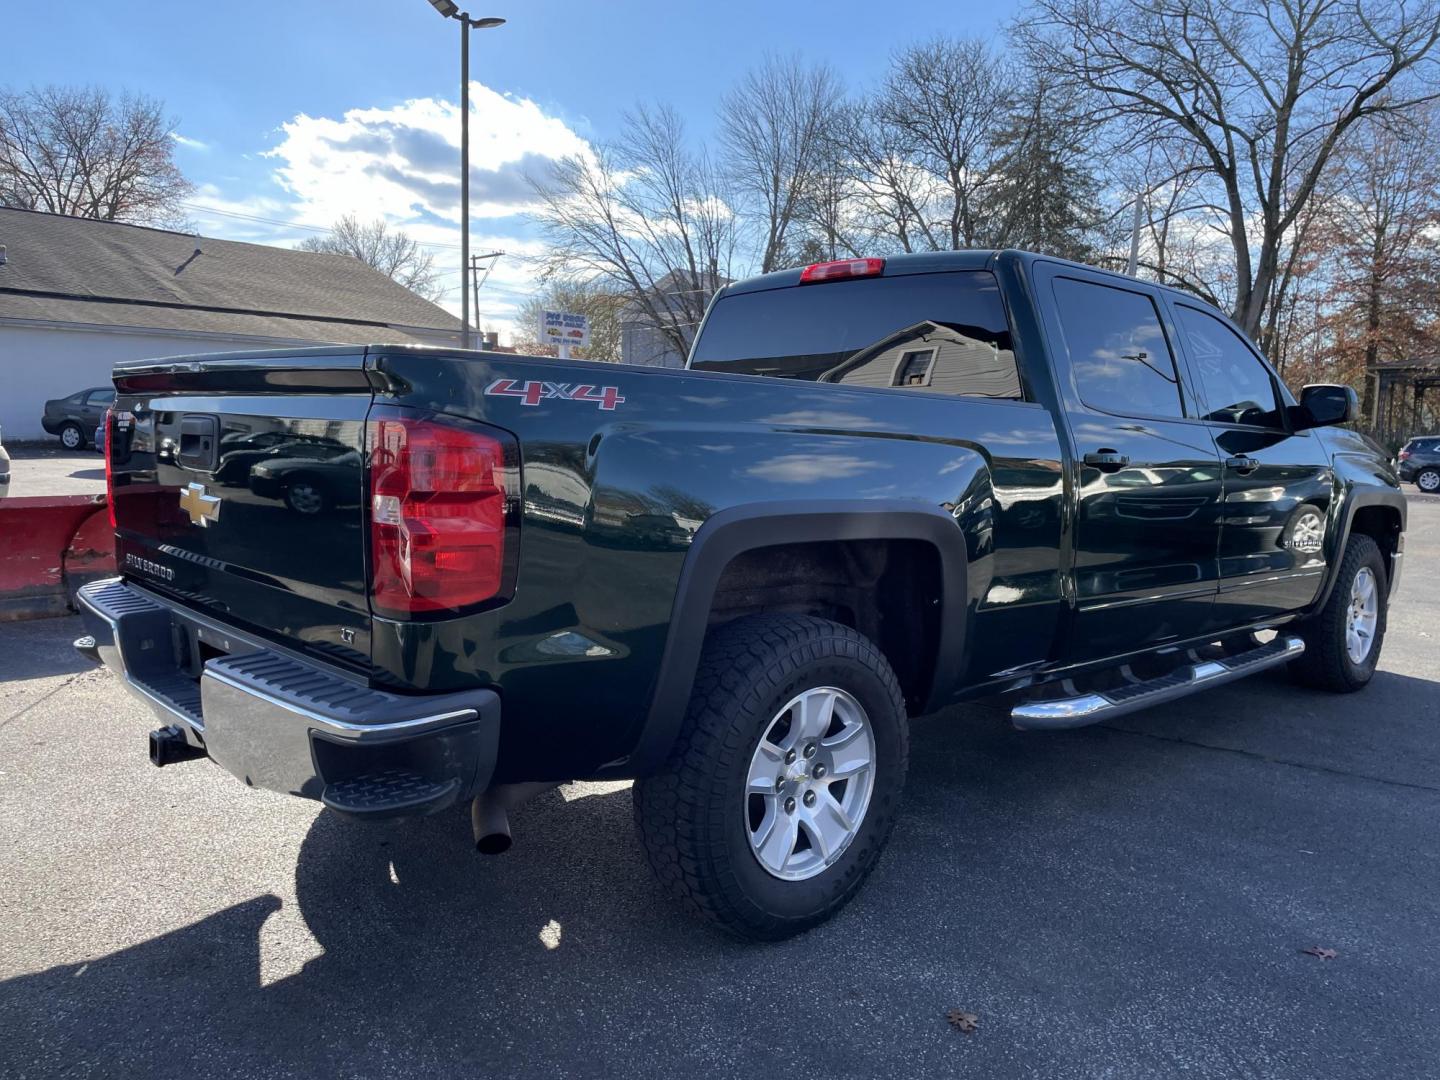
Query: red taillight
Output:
[[103, 407, 116, 528], [1399, 448, 1411, 460], [798, 257, 885, 284], [368, 412, 513, 618]]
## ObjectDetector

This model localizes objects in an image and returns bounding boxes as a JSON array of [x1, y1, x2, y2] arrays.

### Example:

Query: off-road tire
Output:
[[1290, 533, 1387, 692], [633, 614, 909, 941]]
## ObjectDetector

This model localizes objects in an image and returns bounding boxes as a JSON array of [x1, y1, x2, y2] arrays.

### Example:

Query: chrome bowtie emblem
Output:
[[179, 482, 221, 527]]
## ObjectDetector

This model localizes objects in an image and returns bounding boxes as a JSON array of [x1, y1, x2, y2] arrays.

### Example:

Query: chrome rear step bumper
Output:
[[1011, 636, 1305, 731]]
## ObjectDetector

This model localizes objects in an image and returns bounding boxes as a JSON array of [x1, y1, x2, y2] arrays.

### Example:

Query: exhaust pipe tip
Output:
[[474, 831, 513, 855], [469, 781, 564, 854]]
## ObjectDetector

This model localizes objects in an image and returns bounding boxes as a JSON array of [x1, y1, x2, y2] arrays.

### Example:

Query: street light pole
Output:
[[424, 1, 505, 351], [460, 16, 470, 349]]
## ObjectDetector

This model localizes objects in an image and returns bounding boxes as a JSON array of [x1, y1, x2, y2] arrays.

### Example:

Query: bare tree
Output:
[[297, 215, 444, 301], [0, 85, 192, 226], [720, 55, 842, 272], [1019, 0, 1440, 341], [529, 104, 736, 360]]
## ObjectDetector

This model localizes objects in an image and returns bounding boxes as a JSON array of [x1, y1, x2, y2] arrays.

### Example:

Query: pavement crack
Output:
[[0, 671, 89, 732], [1098, 724, 1440, 795]]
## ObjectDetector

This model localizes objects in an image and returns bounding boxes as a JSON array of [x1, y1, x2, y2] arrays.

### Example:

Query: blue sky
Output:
[[6, 0, 1022, 336]]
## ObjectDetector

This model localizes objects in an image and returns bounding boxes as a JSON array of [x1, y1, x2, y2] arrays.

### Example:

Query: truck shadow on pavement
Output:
[[3, 669, 1440, 1077]]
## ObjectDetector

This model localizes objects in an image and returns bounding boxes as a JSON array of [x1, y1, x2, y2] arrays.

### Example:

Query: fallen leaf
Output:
[[946, 1009, 979, 1034], [1300, 946, 1337, 960]]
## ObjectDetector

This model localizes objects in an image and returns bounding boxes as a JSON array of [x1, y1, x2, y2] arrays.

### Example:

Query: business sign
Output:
[[541, 310, 590, 351]]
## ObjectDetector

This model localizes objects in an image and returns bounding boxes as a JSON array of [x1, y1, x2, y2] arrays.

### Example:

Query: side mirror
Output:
[[1295, 383, 1358, 429]]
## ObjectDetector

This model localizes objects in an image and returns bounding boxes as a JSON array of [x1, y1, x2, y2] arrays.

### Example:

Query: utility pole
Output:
[[1126, 191, 1146, 278], [469, 251, 503, 347]]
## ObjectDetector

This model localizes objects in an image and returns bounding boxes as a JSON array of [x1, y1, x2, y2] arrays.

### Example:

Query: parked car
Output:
[[0, 423, 10, 499], [42, 386, 114, 450], [1397, 435, 1440, 493], [77, 250, 1405, 941]]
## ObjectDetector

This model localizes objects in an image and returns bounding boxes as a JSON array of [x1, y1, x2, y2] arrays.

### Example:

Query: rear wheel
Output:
[[633, 614, 909, 941], [1416, 467, 1440, 494], [58, 422, 85, 451], [1291, 533, 1387, 692]]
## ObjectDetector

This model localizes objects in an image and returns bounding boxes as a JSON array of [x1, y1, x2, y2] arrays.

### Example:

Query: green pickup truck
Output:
[[77, 250, 1405, 940]]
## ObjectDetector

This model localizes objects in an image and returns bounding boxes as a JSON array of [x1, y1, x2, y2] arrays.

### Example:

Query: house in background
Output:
[[0, 207, 462, 439], [620, 270, 728, 369]]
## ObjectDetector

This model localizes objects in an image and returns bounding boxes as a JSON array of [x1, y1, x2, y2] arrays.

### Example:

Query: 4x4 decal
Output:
[[485, 378, 625, 411]]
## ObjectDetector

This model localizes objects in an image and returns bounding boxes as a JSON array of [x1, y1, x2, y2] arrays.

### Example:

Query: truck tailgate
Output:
[[109, 350, 374, 670]]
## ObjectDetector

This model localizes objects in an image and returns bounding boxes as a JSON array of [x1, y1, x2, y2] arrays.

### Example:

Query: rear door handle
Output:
[[1225, 455, 1260, 475], [1083, 450, 1130, 473]]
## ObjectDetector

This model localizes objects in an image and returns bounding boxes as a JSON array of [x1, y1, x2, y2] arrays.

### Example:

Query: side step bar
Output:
[[1011, 636, 1305, 731]]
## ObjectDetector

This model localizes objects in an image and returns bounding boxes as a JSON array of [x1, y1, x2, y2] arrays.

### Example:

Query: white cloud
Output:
[[170, 132, 208, 150], [265, 84, 591, 223], [184, 83, 594, 341]]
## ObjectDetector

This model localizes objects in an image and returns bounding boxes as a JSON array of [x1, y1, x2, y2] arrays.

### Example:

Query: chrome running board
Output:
[[1011, 636, 1305, 731]]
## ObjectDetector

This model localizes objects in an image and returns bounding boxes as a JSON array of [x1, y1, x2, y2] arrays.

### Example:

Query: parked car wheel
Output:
[[1290, 533, 1388, 693], [283, 480, 328, 515], [1416, 467, 1440, 493], [633, 613, 909, 941], [58, 422, 86, 451]]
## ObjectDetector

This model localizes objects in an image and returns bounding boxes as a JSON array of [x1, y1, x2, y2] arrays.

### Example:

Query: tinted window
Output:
[[690, 271, 1021, 399], [86, 389, 115, 404], [1052, 278, 1183, 418], [1173, 305, 1282, 428]]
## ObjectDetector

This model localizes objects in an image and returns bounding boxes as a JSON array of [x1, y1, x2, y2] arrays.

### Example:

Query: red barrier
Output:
[[0, 495, 117, 620]]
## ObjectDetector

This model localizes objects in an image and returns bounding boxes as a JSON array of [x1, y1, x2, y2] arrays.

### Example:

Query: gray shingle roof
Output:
[[0, 206, 462, 340]]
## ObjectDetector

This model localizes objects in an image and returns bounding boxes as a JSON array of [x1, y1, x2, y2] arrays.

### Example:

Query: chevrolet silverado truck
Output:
[[77, 251, 1405, 940]]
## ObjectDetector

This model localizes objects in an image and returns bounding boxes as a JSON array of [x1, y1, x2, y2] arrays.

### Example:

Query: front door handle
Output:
[[1225, 455, 1260, 475], [1084, 449, 1130, 473]]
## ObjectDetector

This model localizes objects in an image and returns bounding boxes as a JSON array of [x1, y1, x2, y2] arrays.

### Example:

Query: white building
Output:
[[0, 207, 463, 439]]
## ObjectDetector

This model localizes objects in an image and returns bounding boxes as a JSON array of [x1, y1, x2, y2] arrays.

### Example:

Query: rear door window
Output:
[[689, 271, 1022, 399], [1051, 277, 1184, 419]]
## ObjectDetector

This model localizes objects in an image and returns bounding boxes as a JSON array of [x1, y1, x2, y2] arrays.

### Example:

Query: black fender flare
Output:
[[621, 499, 969, 776], [1311, 485, 1407, 612]]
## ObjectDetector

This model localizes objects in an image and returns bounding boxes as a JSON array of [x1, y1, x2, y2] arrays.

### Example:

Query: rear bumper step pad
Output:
[[1011, 636, 1305, 730]]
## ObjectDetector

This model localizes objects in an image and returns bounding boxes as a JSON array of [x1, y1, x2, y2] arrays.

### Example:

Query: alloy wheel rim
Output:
[[744, 686, 875, 882], [1420, 471, 1440, 492], [62, 427, 80, 448], [1346, 566, 1379, 665], [289, 484, 324, 514]]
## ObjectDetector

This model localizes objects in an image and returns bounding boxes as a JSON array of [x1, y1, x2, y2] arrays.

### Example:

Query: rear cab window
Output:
[[689, 271, 1023, 400]]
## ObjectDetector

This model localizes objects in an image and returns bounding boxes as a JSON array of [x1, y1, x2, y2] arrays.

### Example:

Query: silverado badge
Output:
[[180, 482, 222, 527]]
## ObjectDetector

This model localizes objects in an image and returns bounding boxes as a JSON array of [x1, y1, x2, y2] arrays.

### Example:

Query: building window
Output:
[[892, 349, 935, 387]]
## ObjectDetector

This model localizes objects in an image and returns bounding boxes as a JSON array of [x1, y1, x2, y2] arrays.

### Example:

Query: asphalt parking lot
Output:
[[2, 446, 106, 498], [2, 496, 1437, 1079]]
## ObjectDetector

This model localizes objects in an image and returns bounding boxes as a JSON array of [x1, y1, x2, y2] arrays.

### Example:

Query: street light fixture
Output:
[[425, 1, 506, 349]]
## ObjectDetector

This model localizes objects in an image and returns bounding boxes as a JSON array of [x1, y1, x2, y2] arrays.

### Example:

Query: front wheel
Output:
[[633, 614, 909, 941], [1291, 533, 1388, 692]]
